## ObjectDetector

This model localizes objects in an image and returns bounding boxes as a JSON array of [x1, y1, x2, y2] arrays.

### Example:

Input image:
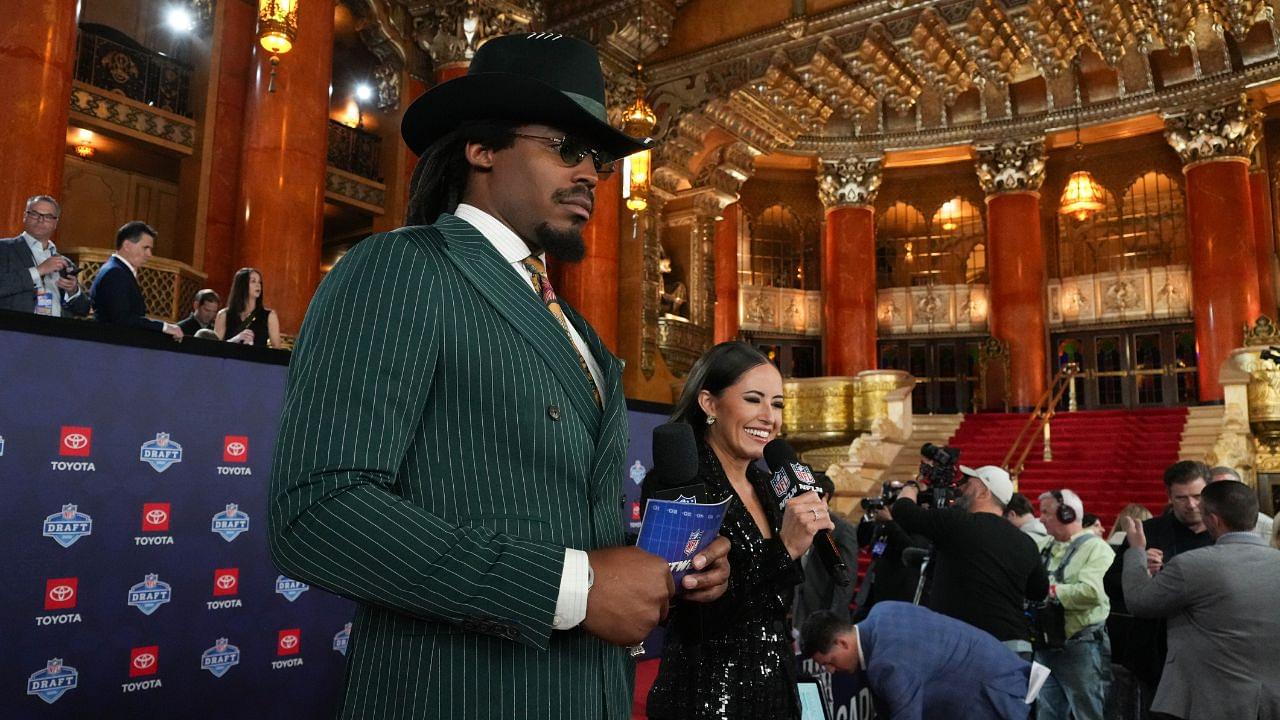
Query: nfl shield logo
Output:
[[200, 638, 240, 678], [770, 468, 791, 498], [139, 433, 183, 472], [43, 504, 93, 548], [333, 622, 352, 656], [26, 659, 78, 704], [683, 529, 704, 557]]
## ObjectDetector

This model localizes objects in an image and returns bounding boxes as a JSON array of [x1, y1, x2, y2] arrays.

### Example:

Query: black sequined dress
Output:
[[645, 441, 804, 720]]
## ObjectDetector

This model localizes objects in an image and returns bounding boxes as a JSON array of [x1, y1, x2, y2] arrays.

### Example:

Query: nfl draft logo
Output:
[[683, 529, 704, 557], [127, 573, 173, 615], [211, 504, 250, 542], [200, 638, 240, 678], [333, 622, 352, 656], [630, 460, 646, 485], [43, 504, 92, 548], [275, 575, 310, 602], [139, 433, 183, 472], [26, 658, 78, 704]]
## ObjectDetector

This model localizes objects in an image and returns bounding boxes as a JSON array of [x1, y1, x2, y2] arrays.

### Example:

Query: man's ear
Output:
[[464, 141, 496, 171]]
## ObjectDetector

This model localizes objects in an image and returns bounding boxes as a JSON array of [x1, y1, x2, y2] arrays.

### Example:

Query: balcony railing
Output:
[[75, 24, 192, 118], [327, 121, 383, 182]]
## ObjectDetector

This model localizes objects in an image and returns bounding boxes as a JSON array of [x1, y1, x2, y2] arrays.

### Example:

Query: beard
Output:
[[533, 221, 586, 262], [954, 493, 973, 512]]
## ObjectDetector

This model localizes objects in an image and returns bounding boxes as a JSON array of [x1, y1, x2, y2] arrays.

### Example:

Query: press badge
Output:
[[871, 537, 888, 557], [35, 289, 54, 315]]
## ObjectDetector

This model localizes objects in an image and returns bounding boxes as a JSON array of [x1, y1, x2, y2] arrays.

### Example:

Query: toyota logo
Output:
[[279, 635, 298, 649], [226, 442, 246, 456], [146, 509, 168, 525], [64, 433, 87, 449], [133, 653, 156, 669], [216, 574, 236, 589], [48, 585, 75, 602]]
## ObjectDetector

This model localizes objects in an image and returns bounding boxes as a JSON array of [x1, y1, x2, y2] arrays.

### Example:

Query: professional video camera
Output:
[[859, 481, 905, 516], [917, 442, 963, 509]]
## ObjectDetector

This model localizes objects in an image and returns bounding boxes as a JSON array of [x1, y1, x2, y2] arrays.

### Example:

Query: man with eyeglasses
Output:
[[0, 195, 89, 317], [268, 34, 732, 720]]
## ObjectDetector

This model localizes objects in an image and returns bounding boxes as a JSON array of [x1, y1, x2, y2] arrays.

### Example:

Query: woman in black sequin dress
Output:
[[646, 342, 835, 720]]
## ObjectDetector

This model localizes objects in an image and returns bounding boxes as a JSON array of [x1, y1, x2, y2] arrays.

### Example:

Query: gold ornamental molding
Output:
[[817, 155, 884, 209], [69, 80, 195, 155], [1164, 94, 1264, 166], [325, 167, 387, 214], [974, 138, 1046, 195]]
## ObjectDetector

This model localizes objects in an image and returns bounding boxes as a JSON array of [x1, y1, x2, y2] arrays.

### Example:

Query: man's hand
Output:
[[36, 256, 71, 277], [54, 276, 78, 293], [1123, 517, 1160, 574], [162, 322, 184, 341], [873, 507, 893, 523], [1144, 549, 1164, 575], [582, 546, 674, 646], [680, 535, 730, 602], [898, 482, 920, 503]]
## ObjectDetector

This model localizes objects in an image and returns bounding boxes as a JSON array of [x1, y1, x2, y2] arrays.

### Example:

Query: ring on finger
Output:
[[810, 508, 819, 519]]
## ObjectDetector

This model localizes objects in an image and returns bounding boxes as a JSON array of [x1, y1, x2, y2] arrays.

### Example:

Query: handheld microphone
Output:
[[640, 423, 702, 510], [763, 439, 850, 585]]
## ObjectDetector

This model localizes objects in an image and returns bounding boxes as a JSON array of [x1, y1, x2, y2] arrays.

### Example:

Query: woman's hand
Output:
[[779, 491, 835, 560]]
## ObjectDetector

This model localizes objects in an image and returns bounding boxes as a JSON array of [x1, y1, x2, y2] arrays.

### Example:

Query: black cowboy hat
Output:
[[401, 33, 654, 159]]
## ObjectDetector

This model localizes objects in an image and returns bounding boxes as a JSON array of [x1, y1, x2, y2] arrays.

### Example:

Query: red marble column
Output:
[[1185, 159, 1260, 401], [986, 192, 1048, 410], [0, 0, 78, 229], [551, 172, 621, 350], [234, 3, 336, 335], [1250, 169, 1277, 317], [714, 203, 740, 344], [401, 77, 429, 213], [823, 205, 877, 376], [201, 0, 256, 296]]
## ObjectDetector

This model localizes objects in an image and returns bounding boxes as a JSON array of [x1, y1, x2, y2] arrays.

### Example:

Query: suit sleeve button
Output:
[[547, 404, 561, 421]]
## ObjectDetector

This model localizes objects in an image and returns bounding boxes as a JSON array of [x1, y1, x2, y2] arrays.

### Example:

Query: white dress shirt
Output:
[[23, 232, 80, 317], [452, 203, 598, 631]]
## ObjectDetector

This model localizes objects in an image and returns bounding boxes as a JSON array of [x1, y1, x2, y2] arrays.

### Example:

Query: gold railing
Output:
[[63, 247, 206, 323], [1001, 363, 1079, 482]]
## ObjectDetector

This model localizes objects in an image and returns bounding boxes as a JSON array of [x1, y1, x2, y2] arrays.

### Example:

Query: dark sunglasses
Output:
[[512, 133, 616, 176]]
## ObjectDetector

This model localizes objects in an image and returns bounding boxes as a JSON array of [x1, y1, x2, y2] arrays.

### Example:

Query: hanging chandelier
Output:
[[1059, 113, 1104, 222], [621, 1, 657, 213], [257, 0, 298, 93]]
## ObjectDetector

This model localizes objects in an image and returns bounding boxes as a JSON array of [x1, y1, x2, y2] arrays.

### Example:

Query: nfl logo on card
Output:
[[139, 433, 183, 472], [200, 638, 240, 678], [683, 529, 704, 557], [127, 573, 173, 615], [27, 659, 78, 704], [43, 504, 92, 548], [211, 504, 250, 542], [275, 575, 310, 602]]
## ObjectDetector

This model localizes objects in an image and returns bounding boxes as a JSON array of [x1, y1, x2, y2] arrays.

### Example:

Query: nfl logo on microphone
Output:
[[139, 433, 183, 472]]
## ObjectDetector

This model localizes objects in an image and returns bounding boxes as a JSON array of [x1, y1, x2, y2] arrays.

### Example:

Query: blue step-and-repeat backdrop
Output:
[[0, 328, 355, 718]]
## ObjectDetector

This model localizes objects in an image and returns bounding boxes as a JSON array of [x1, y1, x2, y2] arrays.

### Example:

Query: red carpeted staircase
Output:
[[946, 407, 1188, 531]]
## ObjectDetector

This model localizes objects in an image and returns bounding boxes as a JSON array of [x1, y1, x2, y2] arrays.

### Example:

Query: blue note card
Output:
[[636, 496, 732, 587]]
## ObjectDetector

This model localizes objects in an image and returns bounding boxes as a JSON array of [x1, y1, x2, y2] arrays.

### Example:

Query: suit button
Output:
[[547, 404, 561, 421]]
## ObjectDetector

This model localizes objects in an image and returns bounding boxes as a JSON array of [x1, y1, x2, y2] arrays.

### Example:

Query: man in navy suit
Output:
[[0, 195, 90, 316], [803, 602, 1035, 720], [89, 221, 182, 339]]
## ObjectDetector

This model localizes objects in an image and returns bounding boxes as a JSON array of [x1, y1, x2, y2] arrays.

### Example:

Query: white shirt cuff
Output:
[[29, 267, 41, 286], [552, 548, 590, 630], [65, 288, 81, 301]]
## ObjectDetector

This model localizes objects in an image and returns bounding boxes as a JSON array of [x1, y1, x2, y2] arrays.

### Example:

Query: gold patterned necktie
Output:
[[521, 255, 603, 408]]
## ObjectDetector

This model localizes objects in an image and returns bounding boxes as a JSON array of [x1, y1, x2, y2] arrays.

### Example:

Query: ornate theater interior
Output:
[[7, 0, 1280, 716]]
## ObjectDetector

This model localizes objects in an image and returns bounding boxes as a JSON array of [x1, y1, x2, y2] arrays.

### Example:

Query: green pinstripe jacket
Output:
[[268, 214, 631, 720]]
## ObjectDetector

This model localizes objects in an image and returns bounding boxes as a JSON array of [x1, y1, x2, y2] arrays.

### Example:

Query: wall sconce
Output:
[[74, 129, 95, 158], [257, 0, 298, 93], [338, 98, 361, 129]]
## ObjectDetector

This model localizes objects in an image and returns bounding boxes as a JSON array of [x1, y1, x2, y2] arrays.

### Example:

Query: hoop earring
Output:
[[706, 416, 716, 426]]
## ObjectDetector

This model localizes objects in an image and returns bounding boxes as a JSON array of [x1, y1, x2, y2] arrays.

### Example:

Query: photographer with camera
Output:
[[890, 452, 1049, 658], [1032, 489, 1114, 720], [855, 481, 931, 620], [0, 195, 89, 317]]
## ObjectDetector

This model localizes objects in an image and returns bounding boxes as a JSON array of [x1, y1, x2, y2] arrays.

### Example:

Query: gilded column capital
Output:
[[817, 155, 883, 209], [974, 138, 1045, 195], [1164, 94, 1262, 166]]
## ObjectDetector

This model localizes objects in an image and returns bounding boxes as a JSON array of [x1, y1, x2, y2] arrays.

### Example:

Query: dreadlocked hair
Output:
[[405, 120, 520, 226]]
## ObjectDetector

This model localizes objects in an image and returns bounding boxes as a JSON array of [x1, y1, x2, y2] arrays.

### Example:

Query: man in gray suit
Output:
[[0, 195, 89, 316], [1122, 480, 1280, 720]]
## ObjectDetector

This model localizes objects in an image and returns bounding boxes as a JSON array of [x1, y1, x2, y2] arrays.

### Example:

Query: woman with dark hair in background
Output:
[[646, 341, 833, 720], [215, 267, 282, 348]]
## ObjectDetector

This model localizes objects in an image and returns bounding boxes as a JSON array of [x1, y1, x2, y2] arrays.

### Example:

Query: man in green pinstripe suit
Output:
[[269, 34, 731, 719]]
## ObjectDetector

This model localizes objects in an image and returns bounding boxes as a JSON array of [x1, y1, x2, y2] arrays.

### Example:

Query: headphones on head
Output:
[[1050, 489, 1078, 524]]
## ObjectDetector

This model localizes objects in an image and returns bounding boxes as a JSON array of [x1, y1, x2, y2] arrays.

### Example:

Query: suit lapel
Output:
[[561, 302, 628, 492], [434, 215, 603, 433]]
